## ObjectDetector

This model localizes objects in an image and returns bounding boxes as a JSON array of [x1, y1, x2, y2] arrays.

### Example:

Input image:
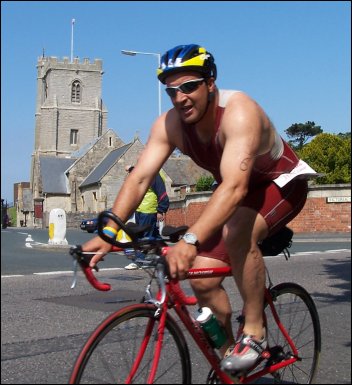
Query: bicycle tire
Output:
[[69, 304, 192, 384], [263, 282, 321, 384]]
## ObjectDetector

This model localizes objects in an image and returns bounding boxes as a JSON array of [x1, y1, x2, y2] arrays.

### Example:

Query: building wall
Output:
[[287, 184, 351, 232], [31, 56, 108, 202], [34, 56, 107, 156], [67, 129, 125, 212], [62, 184, 351, 233], [44, 195, 72, 214], [165, 184, 351, 233]]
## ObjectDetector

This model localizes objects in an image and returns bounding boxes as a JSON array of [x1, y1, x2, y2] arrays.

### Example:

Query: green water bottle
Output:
[[196, 307, 227, 349]]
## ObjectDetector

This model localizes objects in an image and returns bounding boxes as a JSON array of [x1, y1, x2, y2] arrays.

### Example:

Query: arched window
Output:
[[71, 81, 81, 103]]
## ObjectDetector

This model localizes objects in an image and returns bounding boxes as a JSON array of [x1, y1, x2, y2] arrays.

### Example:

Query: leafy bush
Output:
[[298, 133, 351, 184], [195, 175, 215, 191]]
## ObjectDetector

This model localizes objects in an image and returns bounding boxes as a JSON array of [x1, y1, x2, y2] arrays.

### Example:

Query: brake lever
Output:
[[70, 246, 111, 291], [71, 253, 97, 289], [71, 259, 78, 289]]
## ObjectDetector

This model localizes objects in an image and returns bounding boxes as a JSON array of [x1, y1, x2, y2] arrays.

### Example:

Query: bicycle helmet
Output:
[[157, 44, 217, 84]]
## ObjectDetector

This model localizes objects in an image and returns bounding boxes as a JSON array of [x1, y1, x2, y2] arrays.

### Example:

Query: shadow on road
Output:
[[314, 258, 351, 304]]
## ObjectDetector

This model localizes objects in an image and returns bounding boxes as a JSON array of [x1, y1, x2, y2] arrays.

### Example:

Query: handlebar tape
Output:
[[79, 258, 111, 291]]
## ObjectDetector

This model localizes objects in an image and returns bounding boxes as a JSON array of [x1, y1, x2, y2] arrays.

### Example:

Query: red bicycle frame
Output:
[[123, 265, 301, 384]]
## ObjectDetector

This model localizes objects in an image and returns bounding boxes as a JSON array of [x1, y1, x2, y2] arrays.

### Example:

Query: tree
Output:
[[285, 121, 323, 150], [298, 133, 351, 184], [337, 132, 351, 140], [195, 175, 215, 191]]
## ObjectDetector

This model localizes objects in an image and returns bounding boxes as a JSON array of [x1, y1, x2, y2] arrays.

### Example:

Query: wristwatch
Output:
[[182, 233, 200, 249]]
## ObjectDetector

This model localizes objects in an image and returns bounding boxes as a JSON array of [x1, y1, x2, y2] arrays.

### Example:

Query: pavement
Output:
[[24, 231, 350, 250], [293, 232, 351, 242]]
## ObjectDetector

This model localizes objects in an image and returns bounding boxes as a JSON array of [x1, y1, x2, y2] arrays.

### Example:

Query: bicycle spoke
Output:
[[70, 306, 191, 384], [263, 283, 321, 384]]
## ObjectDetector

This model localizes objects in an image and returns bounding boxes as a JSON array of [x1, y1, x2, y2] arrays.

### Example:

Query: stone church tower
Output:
[[31, 56, 108, 199]]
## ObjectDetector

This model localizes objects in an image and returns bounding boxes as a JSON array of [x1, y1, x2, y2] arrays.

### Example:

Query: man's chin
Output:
[[180, 110, 199, 124]]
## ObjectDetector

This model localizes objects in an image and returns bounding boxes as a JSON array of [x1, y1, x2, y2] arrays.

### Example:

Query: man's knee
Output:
[[190, 278, 221, 295]]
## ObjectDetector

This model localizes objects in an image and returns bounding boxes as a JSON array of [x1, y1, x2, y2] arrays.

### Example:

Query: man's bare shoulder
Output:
[[149, 108, 183, 148], [222, 91, 266, 123], [221, 90, 259, 108]]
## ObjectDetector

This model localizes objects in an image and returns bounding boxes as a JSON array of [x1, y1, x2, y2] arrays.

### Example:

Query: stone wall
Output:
[[63, 184, 351, 233], [164, 184, 351, 233]]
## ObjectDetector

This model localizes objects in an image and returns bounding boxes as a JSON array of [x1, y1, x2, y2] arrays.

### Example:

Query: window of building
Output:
[[71, 81, 81, 103], [43, 77, 48, 101], [109, 136, 112, 147], [70, 129, 78, 145]]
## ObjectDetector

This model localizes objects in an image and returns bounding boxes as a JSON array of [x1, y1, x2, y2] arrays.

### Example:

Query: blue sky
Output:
[[1, 1, 351, 203]]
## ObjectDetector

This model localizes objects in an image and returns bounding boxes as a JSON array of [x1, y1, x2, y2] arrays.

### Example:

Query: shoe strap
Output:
[[242, 335, 265, 355]]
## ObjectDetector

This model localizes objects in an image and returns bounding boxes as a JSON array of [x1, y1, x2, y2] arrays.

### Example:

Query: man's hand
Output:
[[165, 240, 198, 280], [81, 236, 113, 268]]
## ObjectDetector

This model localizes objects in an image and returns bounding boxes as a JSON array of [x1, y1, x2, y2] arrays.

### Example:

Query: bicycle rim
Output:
[[263, 283, 321, 384], [69, 305, 191, 384]]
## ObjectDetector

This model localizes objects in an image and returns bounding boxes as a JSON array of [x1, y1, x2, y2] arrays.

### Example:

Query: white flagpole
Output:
[[71, 18, 75, 62]]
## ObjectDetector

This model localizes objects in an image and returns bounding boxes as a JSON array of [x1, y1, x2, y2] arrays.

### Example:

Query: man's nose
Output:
[[173, 90, 187, 103]]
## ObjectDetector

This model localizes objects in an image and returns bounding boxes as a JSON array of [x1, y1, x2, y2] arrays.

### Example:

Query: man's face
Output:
[[164, 71, 212, 124]]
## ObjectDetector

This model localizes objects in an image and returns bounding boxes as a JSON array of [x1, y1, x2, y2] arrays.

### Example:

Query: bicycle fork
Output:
[[124, 302, 168, 383]]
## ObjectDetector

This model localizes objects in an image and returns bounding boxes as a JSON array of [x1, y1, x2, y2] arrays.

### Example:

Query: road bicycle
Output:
[[69, 211, 321, 384]]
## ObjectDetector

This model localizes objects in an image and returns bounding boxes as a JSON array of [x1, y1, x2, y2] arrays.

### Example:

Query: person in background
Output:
[[124, 165, 169, 270]]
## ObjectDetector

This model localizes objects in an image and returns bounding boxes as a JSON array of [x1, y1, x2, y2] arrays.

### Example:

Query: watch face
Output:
[[183, 233, 197, 245]]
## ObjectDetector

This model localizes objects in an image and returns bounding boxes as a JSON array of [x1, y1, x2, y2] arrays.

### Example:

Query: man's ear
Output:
[[207, 78, 216, 102]]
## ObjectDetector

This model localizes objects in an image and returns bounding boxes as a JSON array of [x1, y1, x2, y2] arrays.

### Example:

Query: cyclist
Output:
[[82, 44, 314, 372]]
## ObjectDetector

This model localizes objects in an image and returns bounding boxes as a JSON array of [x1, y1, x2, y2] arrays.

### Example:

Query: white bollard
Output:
[[48, 208, 68, 245], [25, 234, 33, 242]]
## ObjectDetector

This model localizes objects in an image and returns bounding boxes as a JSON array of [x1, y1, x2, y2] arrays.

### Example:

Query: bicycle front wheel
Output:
[[264, 282, 321, 384], [69, 304, 191, 384]]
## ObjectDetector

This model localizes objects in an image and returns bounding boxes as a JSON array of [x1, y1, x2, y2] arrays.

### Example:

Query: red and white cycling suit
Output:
[[181, 90, 309, 262]]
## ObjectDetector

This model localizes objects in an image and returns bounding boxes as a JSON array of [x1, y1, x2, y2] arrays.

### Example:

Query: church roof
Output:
[[40, 156, 76, 194], [80, 143, 131, 188], [163, 156, 211, 186]]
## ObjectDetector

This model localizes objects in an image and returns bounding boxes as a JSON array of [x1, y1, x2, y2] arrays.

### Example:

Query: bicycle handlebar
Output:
[[70, 211, 233, 293], [70, 245, 112, 291]]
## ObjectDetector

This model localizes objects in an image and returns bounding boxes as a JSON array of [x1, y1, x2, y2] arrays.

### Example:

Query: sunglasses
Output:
[[165, 78, 205, 98]]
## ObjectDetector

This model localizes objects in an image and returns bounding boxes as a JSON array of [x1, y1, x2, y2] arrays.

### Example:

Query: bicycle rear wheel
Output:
[[69, 304, 191, 384], [264, 282, 321, 384]]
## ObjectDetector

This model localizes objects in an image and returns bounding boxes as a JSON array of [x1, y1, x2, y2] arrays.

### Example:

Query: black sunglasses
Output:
[[165, 78, 205, 98]]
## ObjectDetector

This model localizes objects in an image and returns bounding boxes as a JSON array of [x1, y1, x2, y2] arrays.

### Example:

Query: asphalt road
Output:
[[1, 227, 351, 275], [1, 228, 351, 384]]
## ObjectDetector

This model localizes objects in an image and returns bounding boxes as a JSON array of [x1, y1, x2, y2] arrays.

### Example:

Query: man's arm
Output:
[[110, 115, 175, 222], [83, 112, 178, 267]]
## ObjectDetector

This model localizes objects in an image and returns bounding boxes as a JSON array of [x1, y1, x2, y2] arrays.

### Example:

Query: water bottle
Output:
[[196, 307, 227, 349]]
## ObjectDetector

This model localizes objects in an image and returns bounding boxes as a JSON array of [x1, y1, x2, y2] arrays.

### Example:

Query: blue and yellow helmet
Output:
[[157, 44, 217, 84]]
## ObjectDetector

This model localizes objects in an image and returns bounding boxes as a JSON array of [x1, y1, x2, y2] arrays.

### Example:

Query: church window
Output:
[[43, 77, 48, 101], [71, 81, 81, 103], [70, 129, 78, 145]]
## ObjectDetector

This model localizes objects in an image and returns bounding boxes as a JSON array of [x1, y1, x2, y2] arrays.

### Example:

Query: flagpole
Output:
[[71, 18, 75, 62]]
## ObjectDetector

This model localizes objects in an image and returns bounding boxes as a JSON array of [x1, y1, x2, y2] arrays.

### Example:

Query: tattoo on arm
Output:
[[240, 157, 251, 171]]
